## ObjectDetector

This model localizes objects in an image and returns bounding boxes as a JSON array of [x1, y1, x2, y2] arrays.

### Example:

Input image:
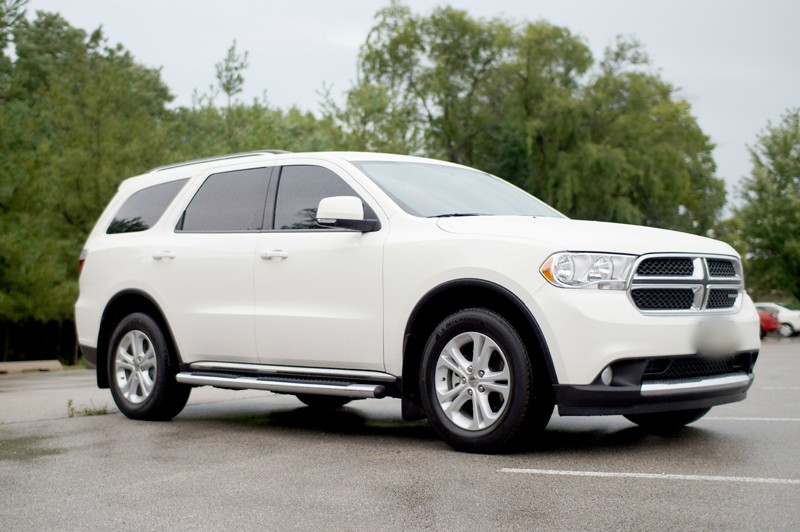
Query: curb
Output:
[[0, 360, 64, 374]]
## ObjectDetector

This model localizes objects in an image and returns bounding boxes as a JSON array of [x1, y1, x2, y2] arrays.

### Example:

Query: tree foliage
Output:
[[1, 11, 174, 324], [337, 1, 725, 232], [735, 110, 800, 301]]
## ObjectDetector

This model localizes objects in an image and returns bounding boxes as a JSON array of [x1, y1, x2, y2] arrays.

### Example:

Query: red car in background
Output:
[[759, 309, 780, 338]]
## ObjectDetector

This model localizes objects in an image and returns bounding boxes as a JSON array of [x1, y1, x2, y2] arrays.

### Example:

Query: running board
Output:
[[175, 373, 388, 399]]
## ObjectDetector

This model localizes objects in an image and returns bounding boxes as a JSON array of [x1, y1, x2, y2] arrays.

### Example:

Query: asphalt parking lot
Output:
[[1, 337, 798, 530]]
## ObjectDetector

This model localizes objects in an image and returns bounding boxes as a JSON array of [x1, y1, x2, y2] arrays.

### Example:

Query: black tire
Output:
[[624, 407, 711, 433], [107, 312, 190, 421], [419, 308, 553, 453], [296, 394, 353, 409], [760, 327, 766, 339], [779, 323, 795, 338]]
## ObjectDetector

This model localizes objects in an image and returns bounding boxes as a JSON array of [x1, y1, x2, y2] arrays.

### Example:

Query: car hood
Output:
[[436, 216, 738, 257]]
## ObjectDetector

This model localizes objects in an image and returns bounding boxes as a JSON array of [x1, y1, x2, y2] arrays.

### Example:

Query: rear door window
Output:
[[179, 168, 271, 232]]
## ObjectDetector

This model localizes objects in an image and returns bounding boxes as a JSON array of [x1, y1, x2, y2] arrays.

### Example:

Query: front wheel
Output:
[[419, 308, 552, 453], [779, 323, 795, 337], [624, 408, 710, 433], [108, 312, 190, 421]]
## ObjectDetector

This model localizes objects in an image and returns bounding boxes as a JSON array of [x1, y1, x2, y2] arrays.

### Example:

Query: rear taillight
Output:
[[78, 249, 87, 277]]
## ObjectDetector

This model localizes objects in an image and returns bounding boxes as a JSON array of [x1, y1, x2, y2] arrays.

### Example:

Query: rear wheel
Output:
[[108, 313, 190, 421], [296, 394, 353, 409], [419, 308, 552, 453], [624, 407, 710, 433], [779, 323, 795, 337]]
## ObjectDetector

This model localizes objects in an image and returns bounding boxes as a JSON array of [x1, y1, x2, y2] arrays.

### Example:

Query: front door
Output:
[[254, 163, 385, 370]]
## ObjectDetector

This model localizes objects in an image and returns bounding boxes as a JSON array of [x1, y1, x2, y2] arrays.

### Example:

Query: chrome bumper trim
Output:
[[641, 373, 752, 397]]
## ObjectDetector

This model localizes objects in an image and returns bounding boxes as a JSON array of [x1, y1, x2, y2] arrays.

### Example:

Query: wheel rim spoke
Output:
[[480, 381, 509, 395], [436, 381, 466, 403], [471, 333, 495, 371], [447, 344, 471, 373], [474, 393, 492, 429], [439, 354, 465, 378], [139, 371, 155, 395], [443, 388, 471, 417]]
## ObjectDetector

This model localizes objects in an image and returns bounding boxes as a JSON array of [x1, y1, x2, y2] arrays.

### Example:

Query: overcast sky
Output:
[[25, 0, 800, 206]]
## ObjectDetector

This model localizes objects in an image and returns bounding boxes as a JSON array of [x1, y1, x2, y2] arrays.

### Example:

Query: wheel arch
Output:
[[400, 279, 557, 420], [96, 290, 180, 389]]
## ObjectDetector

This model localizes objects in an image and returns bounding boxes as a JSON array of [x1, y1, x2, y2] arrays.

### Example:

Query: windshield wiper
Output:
[[428, 213, 489, 218]]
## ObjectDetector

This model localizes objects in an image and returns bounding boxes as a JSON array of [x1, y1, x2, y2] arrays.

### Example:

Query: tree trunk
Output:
[[2, 322, 9, 362]]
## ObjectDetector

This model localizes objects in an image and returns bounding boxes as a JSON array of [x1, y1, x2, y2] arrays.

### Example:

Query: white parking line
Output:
[[498, 468, 800, 485], [761, 387, 800, 390], [705, 416, 800, 422]]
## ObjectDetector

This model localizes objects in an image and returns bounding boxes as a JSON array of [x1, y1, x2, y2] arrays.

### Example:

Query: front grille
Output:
[[707, 258, 736, 277], [636, 257, 694, 277], [643, 356, 739, 381], [706, 289, 738, 309], [631, 288, 694, 310], [629, 254, 743, 314]]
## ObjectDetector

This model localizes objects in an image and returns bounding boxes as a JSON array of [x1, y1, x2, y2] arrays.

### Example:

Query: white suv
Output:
[[76, 151, 760, 452]]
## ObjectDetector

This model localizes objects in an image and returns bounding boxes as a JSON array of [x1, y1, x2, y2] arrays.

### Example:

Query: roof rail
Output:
[[149, 150, 291, 173]]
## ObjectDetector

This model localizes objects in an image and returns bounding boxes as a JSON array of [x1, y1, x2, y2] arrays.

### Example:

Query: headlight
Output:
[[540, 252, 636, 290]]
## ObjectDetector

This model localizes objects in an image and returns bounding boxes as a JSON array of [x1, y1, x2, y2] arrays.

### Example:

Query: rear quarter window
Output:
[[107, 179, 188, 234]]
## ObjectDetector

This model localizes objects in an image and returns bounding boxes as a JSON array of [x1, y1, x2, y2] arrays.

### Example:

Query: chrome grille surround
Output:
[[628, 254, 743, 315]]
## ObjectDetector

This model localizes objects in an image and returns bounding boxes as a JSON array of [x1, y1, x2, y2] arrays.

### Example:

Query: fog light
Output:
[[600, 366, 613, 385]]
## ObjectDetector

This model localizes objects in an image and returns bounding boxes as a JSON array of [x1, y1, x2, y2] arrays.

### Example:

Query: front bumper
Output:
[[556, 350, 758, 416], [526, 285, 761, 385]]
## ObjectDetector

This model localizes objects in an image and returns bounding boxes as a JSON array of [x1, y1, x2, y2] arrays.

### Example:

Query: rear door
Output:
[[146, 165, 273, 364]]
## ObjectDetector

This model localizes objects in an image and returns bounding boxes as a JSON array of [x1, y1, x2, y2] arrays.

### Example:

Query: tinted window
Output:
[[273, 166, 371, 230], [181, 168, 270, 232], [108, 179, 188, 234]]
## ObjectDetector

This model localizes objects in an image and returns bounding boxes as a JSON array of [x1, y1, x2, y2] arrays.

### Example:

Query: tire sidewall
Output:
[[420, 308, 533, 451], [108, 312, 174, 419]]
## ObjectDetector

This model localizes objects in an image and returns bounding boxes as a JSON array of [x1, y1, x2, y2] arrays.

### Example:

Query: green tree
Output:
[[1, 11, 173, 336], [341, 2, 725, 233], [171, 41, 342, 159], [736, 109, 800, 301]]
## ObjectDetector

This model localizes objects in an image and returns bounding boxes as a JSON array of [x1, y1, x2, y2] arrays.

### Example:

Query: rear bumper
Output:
[[556, 350, 758, 416]]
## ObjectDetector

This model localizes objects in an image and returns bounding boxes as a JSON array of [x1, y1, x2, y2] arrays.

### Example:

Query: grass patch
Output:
[[67, 399, 110, 417], [62, 356, 88, 370]]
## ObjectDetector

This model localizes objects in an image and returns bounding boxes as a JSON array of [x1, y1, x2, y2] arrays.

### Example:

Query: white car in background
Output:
[[755, 303, 800, 337]]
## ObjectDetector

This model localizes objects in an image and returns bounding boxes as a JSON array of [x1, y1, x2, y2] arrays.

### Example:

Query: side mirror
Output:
[[316, 196, 380, 232]]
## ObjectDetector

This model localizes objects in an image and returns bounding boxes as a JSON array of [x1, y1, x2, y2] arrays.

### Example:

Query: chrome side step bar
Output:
[[187, 361, 397, 382], [175, 373, 388, 399]]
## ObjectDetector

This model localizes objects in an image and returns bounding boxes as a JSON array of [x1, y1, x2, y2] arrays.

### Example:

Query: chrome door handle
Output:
[[152, 250, 176, 260], [261, 249, 289, 261]]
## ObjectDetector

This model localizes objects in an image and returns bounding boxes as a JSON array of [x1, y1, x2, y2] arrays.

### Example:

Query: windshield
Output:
[[352, 161, 564, 218]]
